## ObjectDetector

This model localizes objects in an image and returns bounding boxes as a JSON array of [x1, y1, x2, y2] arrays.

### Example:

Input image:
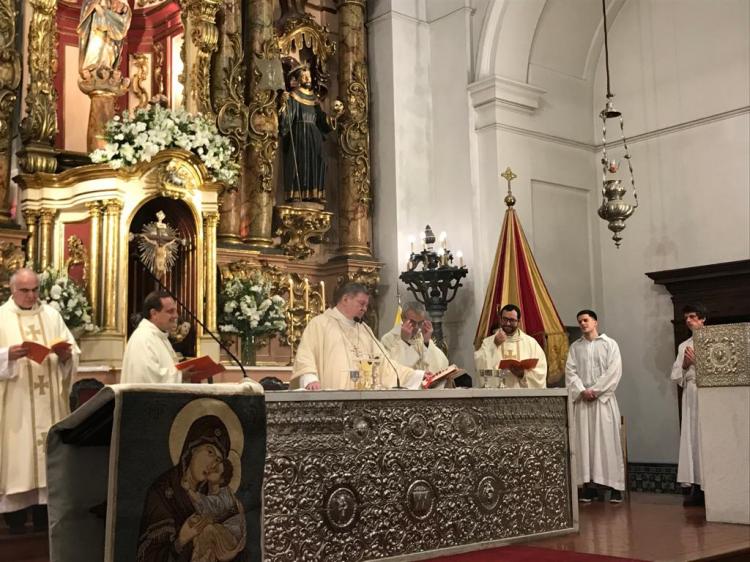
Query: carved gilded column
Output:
[[37, 208, 56, 269], [185, 0, 221, 116], [21, 209, 40, 269], [203, 211, 219, 332], [242, 0, 278, 248], [337, 0, 372, 256], [86, 202, 103, 325], [101, 199, 123, 332], [17, 0, 57, 174], [0, 0, 21, 222]]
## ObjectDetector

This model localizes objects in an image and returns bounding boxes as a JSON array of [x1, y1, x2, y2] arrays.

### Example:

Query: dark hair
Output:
[[499, 304, 521, 320], [142, 290, 173, 320], [333, 282, 369, 304], [180, 415, 231, 474], [682, 303, 708, 321], [576, 309, 598, 321]]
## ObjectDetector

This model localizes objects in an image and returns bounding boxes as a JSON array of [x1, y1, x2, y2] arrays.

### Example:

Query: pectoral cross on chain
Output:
[[25, 323, 43, 342], [33, 375, 49, 396]]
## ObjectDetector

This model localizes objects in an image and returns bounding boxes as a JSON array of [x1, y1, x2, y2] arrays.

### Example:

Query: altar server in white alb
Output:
[[0, 268, 79, 533], [381, 301, 449, 373], [566, 309, 625, 503], [293, 283, 428, 390], [121, 290, 183, 384], [474, 304, 547, 388], [670, 303, 706, 506]]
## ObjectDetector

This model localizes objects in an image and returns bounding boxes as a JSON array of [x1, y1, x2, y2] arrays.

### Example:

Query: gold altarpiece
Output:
[[1, 0, 381, 370]]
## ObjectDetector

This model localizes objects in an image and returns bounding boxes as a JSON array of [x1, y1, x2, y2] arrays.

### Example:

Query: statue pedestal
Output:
[[79, 72, 130, 152], [695, 323, 750, 525]]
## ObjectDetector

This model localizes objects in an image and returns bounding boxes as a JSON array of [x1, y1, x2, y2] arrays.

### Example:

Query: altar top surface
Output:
[[265, 388, 569, 402]]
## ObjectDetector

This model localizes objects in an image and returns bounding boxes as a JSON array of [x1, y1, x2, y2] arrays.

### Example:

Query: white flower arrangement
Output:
[[90, 104, 239, 186], [218, 274, 287, 339], [38, 269, 98, 335]]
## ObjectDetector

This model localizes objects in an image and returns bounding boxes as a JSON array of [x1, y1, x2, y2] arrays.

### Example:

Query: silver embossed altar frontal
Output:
[[263, 389, 575, 561], [694, 323, 750, 387]]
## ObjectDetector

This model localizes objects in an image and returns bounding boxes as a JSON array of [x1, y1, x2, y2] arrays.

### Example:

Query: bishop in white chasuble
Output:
[[0, 277, 79, 513]]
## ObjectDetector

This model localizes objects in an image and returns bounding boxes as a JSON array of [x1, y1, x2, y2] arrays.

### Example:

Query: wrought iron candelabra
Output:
[[399, 225, 468, 353]]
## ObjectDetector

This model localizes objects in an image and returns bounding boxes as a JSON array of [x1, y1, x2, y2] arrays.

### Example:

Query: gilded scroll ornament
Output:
[[282, 273, 325, 355], [339, 62, 371, 208], [186, 0, 221, 116], [277, 13, 336, 91], [273, 205, 332, 260], [0, 0, 21, 149], [0, 241, 26, 302], [694, 323, 750, 387], [131, 53, 150, 109], [264, 396, 573, 560], [151, 42, 167, 105], [18, 0, 58, 173]]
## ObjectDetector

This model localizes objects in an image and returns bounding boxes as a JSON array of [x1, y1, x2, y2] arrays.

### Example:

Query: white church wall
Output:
[[592, 0, 750, 463]]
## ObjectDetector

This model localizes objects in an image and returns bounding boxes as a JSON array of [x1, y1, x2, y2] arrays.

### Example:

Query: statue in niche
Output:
[[77, 0, 132, 79], [279, 61, 344, 204]]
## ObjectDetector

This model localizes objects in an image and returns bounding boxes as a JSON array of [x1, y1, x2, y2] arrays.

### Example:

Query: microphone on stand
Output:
[[354, 317, 402, 390], [134, 258, 246, 383]]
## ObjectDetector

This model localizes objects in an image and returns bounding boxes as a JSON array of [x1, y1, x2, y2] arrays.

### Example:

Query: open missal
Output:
[[21, 339, 71, 364], [421, 364, 466, 389], [498, 358, 538, 370], [175, 355, 226, 381]]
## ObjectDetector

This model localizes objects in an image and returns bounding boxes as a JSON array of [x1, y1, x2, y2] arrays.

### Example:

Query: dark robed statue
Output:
[[279, 64, 343, 204]]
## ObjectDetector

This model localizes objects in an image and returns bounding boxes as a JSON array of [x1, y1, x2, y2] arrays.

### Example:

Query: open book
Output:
[[421, 364, 467, 389], [498, 358, 538, 370], [175, 355, 226, 381], [21, 339, 71, 364]]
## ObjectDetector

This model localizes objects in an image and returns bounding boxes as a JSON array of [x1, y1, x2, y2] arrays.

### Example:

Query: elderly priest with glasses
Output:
[[474, 304, 547, 388]]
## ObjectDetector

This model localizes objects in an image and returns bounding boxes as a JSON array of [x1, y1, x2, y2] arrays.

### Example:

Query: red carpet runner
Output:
[[424, 545, 645, 562]]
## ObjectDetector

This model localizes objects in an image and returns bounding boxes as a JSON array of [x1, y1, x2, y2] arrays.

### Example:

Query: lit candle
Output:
[[319, 280, 325, 310], [304, 277, 310, 310], [437, 247, 447, 266], [420, 232, 426, 251], [439, 231, 447, 249], [288, 276, 294, 308], [408, 235, 415, 253], [456, 250, 464, 267]]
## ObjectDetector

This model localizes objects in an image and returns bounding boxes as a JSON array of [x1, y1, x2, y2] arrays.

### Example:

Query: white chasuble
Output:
[[0, 299, 79, 511], [381, 325, 449, 372], [293, 308, 422, 390], [565, 334, 625, 491], [474, 329, 547, 388], [120, 319, 181, 384], [671, 337, 701, 486]]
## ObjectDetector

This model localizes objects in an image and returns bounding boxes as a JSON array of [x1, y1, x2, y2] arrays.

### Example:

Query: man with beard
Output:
[[474, 304, 547, 388], [279, 63, 343, 203]]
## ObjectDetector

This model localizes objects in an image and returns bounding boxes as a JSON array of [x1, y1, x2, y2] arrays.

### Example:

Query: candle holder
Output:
[[400, 225, 468, 354]]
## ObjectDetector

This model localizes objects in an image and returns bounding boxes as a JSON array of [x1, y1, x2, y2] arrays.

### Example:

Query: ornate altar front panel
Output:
[[264, 389, 575, 561]]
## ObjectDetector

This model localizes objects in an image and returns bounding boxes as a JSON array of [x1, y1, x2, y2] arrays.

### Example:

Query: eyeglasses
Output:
[[500, 317, 518, 324]]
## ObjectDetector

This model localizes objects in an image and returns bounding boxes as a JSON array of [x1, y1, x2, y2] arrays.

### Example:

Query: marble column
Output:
[[203, 211, 219, 332], [101, 199, 123, 332], [17, 0, 58, 174], [241, 0, 277, 248], [21, 209, 40, 269], [86, 202, 103, 326], [336, 0, 372, 257], [37, 208, 56, 269]]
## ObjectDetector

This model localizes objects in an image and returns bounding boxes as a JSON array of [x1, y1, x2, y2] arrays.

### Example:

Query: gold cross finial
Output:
[[500, 167, 517, 208]]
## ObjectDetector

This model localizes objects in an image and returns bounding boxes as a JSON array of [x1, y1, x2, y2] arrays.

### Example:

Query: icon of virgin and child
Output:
[[136, 399, 248, 562]]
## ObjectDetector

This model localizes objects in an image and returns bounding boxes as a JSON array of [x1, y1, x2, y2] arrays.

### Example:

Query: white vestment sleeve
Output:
[[524, 339, 547, 388], [565, 349, 586, 401], [670, 345, 686, 387], [591, 340, 622, 402], [292, 320, 322, 385], [297, 373, 319, 389], [0, 348, 15, 380], [425, 342, 450, 372], [474, 336, 497, 371]]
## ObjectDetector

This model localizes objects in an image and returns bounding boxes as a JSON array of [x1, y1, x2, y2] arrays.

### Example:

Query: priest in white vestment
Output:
[[381, 301, 449, 373], [670, 303, 706, 506], [566, 309, 625, 503], [0, 268, 79, 532], [293, 283, 428, 390], [121, 290, 183, 384], [474, 304, 547, 388]]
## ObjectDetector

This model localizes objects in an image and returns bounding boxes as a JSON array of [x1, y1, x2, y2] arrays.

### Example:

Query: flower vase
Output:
[[241, 336, 257, 367]]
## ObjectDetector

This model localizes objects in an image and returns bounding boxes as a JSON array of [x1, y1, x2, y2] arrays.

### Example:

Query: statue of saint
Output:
[[77, 0, 132, 78], [279, 64, 344, 204]]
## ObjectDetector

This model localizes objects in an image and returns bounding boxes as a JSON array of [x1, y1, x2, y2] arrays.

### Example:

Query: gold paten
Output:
[[273, 205, 332, 260]]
